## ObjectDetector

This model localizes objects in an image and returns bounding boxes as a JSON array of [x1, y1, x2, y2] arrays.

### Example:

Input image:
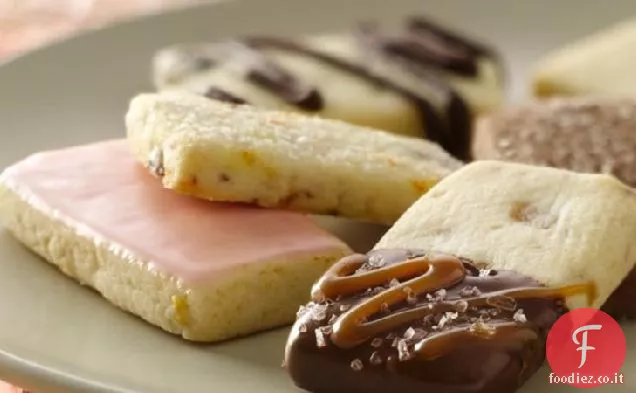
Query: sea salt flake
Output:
[[351, 359, 364, 371], [397, 339, 413, 361], [470, 318, 495, 336], [403, 327, 416, 339], [435, 289, 447, 301], [370, 351, 383, 365], [437, 312, 457, 329], [339, 304, 351, 313], [312, 305, 327, 321], [513, 309, 527, 323], [479, 269, 493, 277], [404, 327, 426, 341], [371, 338, 384, 348], [315, 329, 327, 348], [389, 278, 400, 287], [459, 286, 481, 298]]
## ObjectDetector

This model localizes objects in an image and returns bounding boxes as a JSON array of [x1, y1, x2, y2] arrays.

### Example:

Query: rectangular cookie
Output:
[[153, 15, 505, 160], [0, 140, 351, 342], [533, 18, 636, 98], [125, 92, 462, 225], [375, 161, 636, 311], [472, 98, 636, 318]]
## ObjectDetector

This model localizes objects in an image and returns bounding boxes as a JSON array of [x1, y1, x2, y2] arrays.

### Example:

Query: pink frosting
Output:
[[1, 140, 349, 283]]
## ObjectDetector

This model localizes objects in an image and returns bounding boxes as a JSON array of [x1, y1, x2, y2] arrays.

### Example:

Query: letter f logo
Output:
[[572, 324, 602, 368]]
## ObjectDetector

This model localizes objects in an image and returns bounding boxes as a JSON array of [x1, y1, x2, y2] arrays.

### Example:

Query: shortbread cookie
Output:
[[285, 251, 575, 393], [533, 18, 636, 98], [473, 98, 636, 188], [153, 16, 505, 160], [125, 92, 463, 225], [0, 140, 351, 342], [375, 161, 636, 313]]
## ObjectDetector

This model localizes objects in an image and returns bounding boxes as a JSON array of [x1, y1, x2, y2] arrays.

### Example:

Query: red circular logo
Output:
[[546, 308, 626, 388]]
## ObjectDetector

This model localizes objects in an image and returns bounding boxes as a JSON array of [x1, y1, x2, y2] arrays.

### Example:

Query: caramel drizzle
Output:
[[313, 255, 595, 358], [415, 322, 538, 360]]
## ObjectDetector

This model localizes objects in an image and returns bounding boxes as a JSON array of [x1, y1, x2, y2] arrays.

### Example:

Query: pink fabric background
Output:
[[0, 1, 206, 391], [0, 0, 205, 58]]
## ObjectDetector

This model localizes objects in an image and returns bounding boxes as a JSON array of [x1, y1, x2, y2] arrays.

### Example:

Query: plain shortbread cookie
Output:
[[126, 92, 462, 224], [375, 161, 636, 310]]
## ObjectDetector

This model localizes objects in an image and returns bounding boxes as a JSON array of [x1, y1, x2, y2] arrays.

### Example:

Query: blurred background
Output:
[[0, 0, 209, 59]]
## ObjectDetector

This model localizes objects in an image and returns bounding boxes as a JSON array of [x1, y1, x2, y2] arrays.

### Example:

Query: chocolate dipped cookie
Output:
[[285, 250, 588, 393], [153, 16, 504, 160]]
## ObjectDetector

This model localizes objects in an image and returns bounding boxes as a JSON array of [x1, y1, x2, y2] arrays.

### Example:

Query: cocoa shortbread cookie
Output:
[[473, 97, 636, 189]]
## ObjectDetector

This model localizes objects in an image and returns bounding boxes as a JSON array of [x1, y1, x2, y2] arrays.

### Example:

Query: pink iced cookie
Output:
[[0, 140, 351, 342]]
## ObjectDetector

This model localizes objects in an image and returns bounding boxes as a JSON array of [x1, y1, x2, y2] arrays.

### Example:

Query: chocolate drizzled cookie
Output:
[[153, 15, 504, 161]]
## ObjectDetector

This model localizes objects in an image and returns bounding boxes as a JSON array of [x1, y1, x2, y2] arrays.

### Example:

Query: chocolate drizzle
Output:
[[285, 249, 590, 393], [245, 35, 471, 159], [364, 20, 479, 77], [205, 87, 248, 105], [228, 41, 323, 111], [407, 16, 495, 59], [352, 23, 472, 160]]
